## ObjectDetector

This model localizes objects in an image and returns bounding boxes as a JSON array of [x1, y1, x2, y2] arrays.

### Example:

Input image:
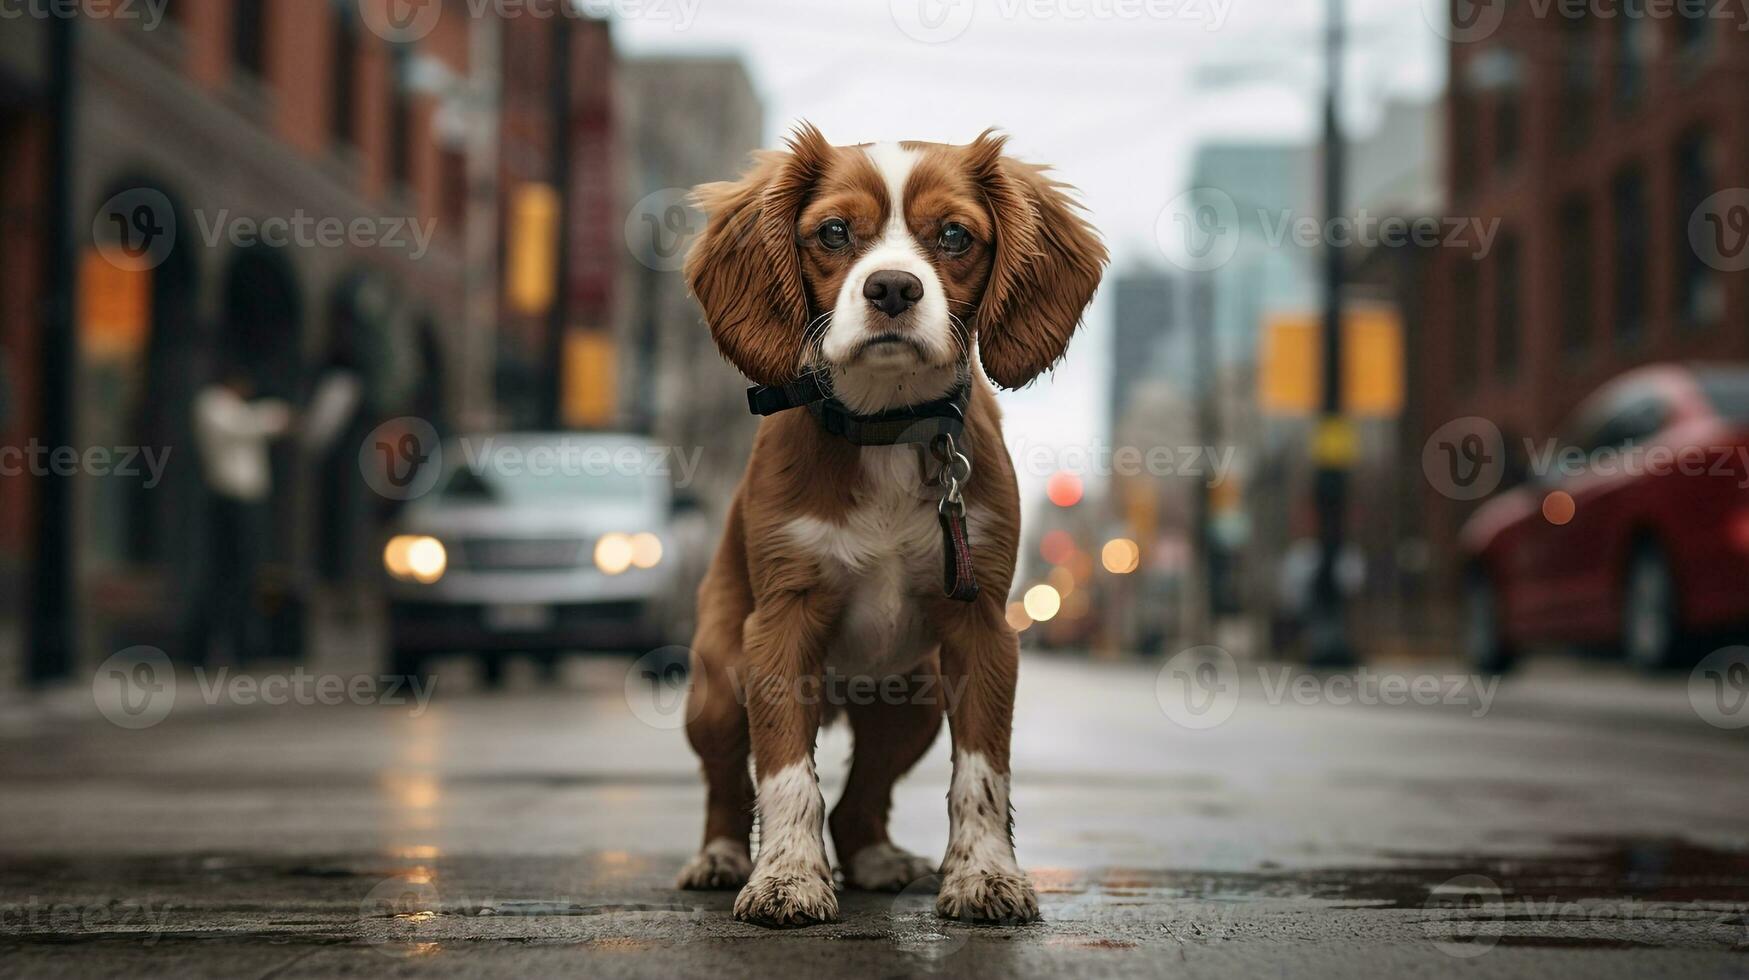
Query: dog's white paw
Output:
[[733, 868, 838, 928], [935, 867, 1040, 924], [677, 838, 752, 890], [845, 842, 937, 892]]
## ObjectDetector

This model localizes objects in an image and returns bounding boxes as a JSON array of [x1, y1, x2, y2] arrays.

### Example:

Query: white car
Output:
[[381, 432, 697, 684]]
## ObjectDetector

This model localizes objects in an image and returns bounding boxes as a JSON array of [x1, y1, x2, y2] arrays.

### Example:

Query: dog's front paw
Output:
[[733, 869, 838, 928], [845, 842, 937, 892], [935, 867, 1040, 924], [677, 838, 752, 890]]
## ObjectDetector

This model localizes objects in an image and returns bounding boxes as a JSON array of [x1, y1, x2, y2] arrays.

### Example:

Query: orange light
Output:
[[1541, 490, 1576, 526], [1102, 538, 1140, 574], [1046, 471, 1084, 508], [1005, 601, 1033, 632], [1040, 529, 1076, 565]]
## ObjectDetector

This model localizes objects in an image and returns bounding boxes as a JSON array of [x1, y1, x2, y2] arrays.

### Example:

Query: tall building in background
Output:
[[1107, 271, 1177, 434], [1419, 6, 1749, 609], [0, 2, 507, 685], [618, 56, 763, 523]]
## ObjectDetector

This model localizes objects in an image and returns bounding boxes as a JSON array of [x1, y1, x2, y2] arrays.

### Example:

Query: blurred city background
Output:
[[2, 0, 1747, 689], [3, 1, 1749, 973]]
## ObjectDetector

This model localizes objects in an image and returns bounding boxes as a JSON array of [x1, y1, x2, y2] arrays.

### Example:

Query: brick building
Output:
[[0, 0, 517, 683], [1419, 3, 1749, 595]]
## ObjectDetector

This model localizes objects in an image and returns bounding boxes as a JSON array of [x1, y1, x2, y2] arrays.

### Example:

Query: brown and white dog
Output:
[[675, 124, 1105, 928]]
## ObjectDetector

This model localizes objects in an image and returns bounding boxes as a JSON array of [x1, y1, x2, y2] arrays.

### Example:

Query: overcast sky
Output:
[[615, 0, 1446, 505]]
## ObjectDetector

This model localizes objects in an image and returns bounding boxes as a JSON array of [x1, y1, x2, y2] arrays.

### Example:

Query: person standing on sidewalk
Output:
[[192, 357, 291, 665]]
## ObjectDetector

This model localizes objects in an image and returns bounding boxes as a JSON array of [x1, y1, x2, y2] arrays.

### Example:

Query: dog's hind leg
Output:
[[830, 660, 945, 891]]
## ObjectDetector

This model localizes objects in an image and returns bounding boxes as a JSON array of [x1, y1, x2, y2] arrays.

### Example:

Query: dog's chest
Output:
[[784, 449, 946, 677]]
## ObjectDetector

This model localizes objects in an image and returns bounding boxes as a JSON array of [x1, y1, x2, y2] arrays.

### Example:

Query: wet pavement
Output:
[[2, 652, 1748, 977]]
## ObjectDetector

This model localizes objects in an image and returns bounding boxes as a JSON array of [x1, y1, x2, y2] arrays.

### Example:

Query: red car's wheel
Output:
[[1464, 570, 1517, 676], [1622, 546, 1681, 671]]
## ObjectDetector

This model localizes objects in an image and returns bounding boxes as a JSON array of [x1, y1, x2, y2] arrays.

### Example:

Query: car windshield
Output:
[[1697, 370, 1749, 425], [435, 439, 662, 505]]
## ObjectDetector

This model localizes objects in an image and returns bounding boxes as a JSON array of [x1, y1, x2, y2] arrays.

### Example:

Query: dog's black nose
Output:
[[863, 270, 924, 318]]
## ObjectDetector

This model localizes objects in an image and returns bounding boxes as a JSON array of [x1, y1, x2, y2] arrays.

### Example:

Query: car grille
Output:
[[453, 537, 588, 572]]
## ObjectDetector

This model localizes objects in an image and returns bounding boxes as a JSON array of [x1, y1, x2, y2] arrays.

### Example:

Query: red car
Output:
[[1462, 364, 1749, 672]]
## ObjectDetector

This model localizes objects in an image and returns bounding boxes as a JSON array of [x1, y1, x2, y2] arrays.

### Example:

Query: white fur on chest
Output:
[[784, 448, 949, 678]]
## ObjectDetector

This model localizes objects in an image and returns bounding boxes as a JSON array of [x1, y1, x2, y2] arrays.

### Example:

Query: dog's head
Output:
[[685, 124, 1106, 412]]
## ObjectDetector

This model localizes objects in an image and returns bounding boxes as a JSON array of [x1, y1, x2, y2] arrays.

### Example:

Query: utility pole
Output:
[[542, 11, 573, 430], [29, 13, 77, 685], [1307, 0, 1356, 667]]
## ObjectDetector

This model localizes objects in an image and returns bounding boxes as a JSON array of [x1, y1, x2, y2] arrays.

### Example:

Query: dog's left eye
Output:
[[939, 223, 972, 255]]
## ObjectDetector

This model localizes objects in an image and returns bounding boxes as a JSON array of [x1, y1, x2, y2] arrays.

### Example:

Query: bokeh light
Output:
[[1022, 584, 1061, 622]]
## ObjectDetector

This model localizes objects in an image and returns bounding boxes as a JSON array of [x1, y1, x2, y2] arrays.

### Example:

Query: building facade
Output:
[[1420, 3, 1749, 598], [1, 0, 507, 684]]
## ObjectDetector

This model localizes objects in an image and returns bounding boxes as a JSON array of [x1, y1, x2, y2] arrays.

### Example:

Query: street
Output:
[[3, 650, 1748, 978]]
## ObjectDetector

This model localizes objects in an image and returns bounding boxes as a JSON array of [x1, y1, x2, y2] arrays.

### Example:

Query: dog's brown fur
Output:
[[676, 125, 1105, 927]]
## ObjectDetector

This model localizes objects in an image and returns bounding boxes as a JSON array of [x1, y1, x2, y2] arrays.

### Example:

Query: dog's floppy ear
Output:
[[685, 122, 830, 386], [969, 131, 1107, 389]]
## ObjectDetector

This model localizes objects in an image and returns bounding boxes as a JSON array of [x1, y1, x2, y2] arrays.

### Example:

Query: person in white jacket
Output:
[[192, 363, 291, 664]]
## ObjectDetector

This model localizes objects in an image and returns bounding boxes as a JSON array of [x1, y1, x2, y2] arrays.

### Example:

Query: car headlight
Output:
[[594, 532, 663, 575], [385, 535, 447, 584]]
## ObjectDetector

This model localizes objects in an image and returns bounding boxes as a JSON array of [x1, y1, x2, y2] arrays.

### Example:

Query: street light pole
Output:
[[1308, 0, 1355, 667]]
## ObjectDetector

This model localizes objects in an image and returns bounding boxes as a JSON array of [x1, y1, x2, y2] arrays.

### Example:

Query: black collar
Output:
[[747, 371, 970, 447]]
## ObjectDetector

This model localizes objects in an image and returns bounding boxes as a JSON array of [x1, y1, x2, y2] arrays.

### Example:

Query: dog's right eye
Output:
[[817, 219, 850, 251]]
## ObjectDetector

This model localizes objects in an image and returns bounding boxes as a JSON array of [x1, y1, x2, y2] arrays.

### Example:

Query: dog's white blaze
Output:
[[820, 142, 956, 412], [945, 750, 1022, 875], [753, 761, 831, 877]]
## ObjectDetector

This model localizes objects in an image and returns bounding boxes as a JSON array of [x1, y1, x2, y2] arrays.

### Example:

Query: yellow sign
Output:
[[1310, 416, 1361, 468], [562, 329, 617, 428], [507, 182, 559, 316], [78, 249, 152, 359], [1258, 304, 1403, 417]]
